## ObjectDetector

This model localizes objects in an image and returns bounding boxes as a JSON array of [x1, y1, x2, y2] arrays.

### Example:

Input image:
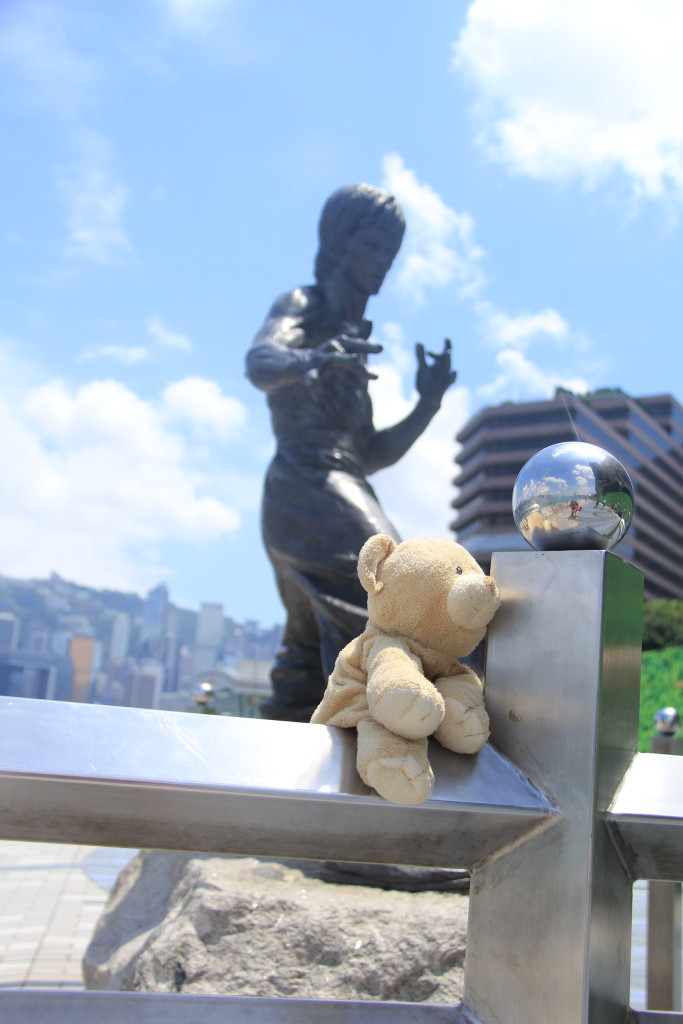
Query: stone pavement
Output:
[[0, 841, 134, 990], [0, 839, 656, 1005]]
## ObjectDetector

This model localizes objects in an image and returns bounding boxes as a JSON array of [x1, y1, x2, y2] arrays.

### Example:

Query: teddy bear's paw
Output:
[[366, 756, 435, 805], [371, 686, 445, 740], [434, 700, 490, 755]]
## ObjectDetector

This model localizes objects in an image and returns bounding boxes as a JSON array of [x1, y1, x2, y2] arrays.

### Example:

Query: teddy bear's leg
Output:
[[366, 645, 445, 740], [356, 719, 434, 805], [432, 673, 490, 755]]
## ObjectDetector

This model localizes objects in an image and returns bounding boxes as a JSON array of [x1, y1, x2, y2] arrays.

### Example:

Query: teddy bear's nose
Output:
[[447, 574, 500, 631]]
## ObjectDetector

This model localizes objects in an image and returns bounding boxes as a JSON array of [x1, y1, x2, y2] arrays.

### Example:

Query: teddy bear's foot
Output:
[[369, 685, 445, 740], [434, 700, 490, 755], [365, 755, 435, 805], [356, 720, 434, 804]]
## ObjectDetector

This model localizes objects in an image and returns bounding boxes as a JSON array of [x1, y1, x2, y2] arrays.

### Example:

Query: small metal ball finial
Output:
[[512, 442, 634, 552], [653, 707, 680, 736], [191, 681, 214, 706]]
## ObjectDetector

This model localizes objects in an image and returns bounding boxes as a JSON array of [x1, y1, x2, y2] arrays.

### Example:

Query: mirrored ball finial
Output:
[[654, 707, 680, 736], [512, 442, 634, 552]]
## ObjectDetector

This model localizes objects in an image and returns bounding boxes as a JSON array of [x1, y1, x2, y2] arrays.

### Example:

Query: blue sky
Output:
[[1, 0, 681, 625]]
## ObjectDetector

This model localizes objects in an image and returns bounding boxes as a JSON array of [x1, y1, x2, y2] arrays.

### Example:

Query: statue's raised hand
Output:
[[308, 336, 382, 381], [415, 339, 456, 406]]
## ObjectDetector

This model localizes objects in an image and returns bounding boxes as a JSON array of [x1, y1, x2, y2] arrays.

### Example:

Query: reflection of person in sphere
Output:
[[246, 185, 456, 722]]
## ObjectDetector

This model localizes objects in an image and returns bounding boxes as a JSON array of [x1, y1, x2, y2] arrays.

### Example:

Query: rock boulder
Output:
[[84, 851, 468, 1004]]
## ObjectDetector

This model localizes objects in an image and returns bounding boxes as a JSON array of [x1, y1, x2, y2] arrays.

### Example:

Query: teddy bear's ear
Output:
[[358, 534, 397, 594]]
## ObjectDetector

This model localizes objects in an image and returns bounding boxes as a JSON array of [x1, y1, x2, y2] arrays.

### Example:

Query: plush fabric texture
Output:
[[311, 535, 500, 804]]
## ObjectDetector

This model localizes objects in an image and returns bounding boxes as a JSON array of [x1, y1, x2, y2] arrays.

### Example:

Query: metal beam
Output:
[[608, 753, 683, 881], [0, 696, 553, 868], [464, 550, 644, 1024], [0, 991, 474, 1024]]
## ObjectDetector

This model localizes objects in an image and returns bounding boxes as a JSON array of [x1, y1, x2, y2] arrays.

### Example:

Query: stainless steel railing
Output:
[[1, 549, 682, 1024]]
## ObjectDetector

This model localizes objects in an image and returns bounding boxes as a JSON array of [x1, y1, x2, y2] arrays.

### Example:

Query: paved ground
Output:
[[0, 840, 665, 1005], [0, 841, 134, 990]]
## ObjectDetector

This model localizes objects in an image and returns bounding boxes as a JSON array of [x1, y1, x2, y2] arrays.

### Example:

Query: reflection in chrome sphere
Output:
[[653, 707, 680, 736], [512, 442, 634, 552]]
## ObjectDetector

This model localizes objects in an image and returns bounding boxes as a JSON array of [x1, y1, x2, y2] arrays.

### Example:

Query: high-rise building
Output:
[[129, 660, 164, 710], [109, 611, 131, 662], [139, 584, 169, 661], [193, 602, 225, 678], [0, 613, 19, 651], [68, 634, 100, 702], [451, 389, 683, 600], [0, 650, 72, 700]]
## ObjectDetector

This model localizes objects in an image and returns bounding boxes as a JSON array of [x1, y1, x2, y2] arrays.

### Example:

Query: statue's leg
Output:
[[261, 642, 326, 722], [260, 563, 325, 723]]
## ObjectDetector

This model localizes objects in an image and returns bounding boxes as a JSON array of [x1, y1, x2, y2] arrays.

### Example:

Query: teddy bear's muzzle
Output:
[[447, 574, 500, 631]]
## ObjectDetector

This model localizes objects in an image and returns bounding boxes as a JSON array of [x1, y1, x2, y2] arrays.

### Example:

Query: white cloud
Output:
[[378, 156, 597, 407], [0, 367, 254, 595], [79, 345, 150, 364], [59, 133, 132, 264], [477, 348, 590, 403], [482, 307, 570, 350], [147, 315, 194, 351], [355, 157, 605, 542], [156, 0, 233, 33], [162, 376, 247, 438], [0, 3, 96, 118], [77, 317, 193, 364], [453, 0, 683, 202], [1, 9, 132, 265], [381, 152, 486, 303]]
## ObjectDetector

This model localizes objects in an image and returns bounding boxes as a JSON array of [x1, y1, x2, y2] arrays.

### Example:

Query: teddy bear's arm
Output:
[[363, 634, 445, 741], [433, 666, 489, 755], [309, 641, 372, 729]]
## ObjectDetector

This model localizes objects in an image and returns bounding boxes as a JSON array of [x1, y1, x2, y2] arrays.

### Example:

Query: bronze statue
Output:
[[246, 184, 456, 722]]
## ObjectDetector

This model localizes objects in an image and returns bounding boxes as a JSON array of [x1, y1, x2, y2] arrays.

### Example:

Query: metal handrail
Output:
[[0, 549, 681, 1024], [0, 697, 554, 866]]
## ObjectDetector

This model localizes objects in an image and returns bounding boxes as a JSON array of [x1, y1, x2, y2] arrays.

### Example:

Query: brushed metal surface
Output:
[[0, 991, 475, 1023], [634, 1014, 683, 1024], [0, 696, 552, 867], [609, 754, 683, 881], [464, 550, 643, 1024]]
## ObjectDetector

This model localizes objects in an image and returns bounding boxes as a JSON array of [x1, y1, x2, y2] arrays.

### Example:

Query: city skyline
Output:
[[0, 567, 282, 709], [2, 1, 682, 626]]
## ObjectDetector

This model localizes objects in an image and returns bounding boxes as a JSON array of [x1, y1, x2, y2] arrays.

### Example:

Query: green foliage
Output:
[[599, 490, 634, 517], [639, 646, 683, 751], [642, 600, 683, 651]]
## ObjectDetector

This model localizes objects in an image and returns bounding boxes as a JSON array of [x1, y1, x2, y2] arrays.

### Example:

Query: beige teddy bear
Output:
[[310, 535, 500, 805]]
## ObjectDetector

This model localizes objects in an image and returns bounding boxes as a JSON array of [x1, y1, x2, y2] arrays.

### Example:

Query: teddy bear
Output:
[[310, 535, 500, 805]]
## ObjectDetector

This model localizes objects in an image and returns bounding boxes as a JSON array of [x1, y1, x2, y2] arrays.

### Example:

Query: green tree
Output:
[[642, 599, 683, 650]]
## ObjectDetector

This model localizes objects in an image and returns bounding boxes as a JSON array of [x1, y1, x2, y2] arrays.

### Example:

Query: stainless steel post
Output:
[[647, 710, 682, 1011], [464, 550, 643, 1024]]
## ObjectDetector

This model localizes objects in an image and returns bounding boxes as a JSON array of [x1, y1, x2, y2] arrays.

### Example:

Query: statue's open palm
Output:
[[415, 339, 456, 404]]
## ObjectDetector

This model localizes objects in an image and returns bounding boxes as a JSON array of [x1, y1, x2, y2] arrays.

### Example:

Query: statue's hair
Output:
[[314, 184, 405, 284]]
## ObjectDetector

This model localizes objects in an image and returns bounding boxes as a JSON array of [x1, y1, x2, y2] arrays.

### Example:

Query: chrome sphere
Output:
[[512, 442, 634, 552], [653, 707, 680, 736], [191, 681, 214, 706]]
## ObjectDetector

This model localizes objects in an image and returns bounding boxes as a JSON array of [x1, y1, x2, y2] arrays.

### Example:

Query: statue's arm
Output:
[[245, 291, 317, 393], [246, 290, 375, 393], [357, 340, 456, 474], [359, 399, 445, 475]]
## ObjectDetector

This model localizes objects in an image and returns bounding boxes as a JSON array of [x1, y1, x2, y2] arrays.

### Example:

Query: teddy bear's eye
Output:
[[456, 566, 463, 575]]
